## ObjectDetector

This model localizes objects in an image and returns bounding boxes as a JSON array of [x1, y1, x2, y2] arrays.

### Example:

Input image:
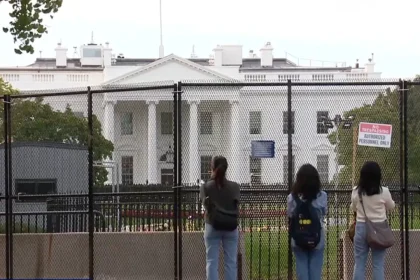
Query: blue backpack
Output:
[[290, 194, 322, 250]]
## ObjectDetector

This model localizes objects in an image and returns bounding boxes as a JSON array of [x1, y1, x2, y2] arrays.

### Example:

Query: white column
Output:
[[102, 100, 116, 184], [230, 100, 241, 182], [188, 100, 200, 183], [103, 100, 116, 143], [147, 100, 158, 184]]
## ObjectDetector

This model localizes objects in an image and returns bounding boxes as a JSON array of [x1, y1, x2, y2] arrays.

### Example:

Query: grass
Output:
[[244, 227, 342, 280]]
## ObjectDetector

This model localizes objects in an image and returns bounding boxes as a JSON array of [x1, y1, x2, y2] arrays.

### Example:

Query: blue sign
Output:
[[251, 141, 275, 158]]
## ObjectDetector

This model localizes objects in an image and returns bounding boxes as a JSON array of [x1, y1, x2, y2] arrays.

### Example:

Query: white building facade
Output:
[[0, 42, 384, 186]]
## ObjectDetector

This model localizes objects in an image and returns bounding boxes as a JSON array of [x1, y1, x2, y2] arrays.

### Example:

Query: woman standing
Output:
[[287, 164, 327, 280], [200, 156, 240, 280], [351, 161, 395, 280]]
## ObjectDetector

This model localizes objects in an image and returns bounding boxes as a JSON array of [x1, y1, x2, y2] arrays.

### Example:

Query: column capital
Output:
[[187, 99, 200, 105], [229, 99, 240, 105], [146, 100, 159, 105], [102, 100, 117, 108]]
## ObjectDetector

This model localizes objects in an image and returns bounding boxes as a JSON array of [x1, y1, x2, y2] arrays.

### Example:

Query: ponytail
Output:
[[214, 164, 227, 187], [211, 156, 228, 188]]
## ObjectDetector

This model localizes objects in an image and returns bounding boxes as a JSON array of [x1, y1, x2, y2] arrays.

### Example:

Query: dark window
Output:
[[200, 112, 213, 135], [15, 179, 57, 202], [161, 112, 173, 135], [249, 111, 262, 134], [83, 48, 102, 58], [283, 155, 296, 184], [250, 157, 262, 185], [161, 169, 173, 185], [121, 112, 133, 135], [122, 156, 134, 185], [201, 156, 212, 181], [317, 111, 329, 134], [317, 155, 329, 184], [283, 111, 295, 134]]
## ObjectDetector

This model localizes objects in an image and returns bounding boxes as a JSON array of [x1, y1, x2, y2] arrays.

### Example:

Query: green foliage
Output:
[[1, 0, 63, 54], [0, 78, 114, 185], [329, 77, 420, 186]]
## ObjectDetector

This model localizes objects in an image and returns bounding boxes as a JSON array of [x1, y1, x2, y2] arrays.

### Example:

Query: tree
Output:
[[0, 78, 114, 186], [329, 78, 420, 187], [1, 0, 63, 54]]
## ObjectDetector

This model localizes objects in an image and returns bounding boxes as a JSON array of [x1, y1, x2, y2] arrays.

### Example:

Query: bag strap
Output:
[[358, 193, 371, 222]]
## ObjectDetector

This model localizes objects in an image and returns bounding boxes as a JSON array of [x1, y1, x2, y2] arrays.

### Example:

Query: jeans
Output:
[[204, 223, 239, 280], [353, 221, 386, 280], [292, 246, 324, 280]]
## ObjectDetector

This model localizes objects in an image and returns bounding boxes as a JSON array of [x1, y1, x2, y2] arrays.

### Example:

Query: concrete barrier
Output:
[[342, 230, 420, 280], [0, 231, 247, 280]]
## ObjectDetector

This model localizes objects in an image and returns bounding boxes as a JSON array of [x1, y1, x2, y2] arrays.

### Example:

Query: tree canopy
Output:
[[1, 0, 63, 54], [0, 78, 114, 186], [329, 78, 420, 187]]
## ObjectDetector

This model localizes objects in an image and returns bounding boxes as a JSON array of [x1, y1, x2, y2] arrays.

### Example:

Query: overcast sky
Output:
[[0, 0, 418, 78]]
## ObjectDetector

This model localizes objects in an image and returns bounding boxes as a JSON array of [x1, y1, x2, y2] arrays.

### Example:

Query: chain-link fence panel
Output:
[[91, 82, 177, 280], [181, 81, 289, 280], [405, 80, 420, 278], [292, 80, 403, 280], [6, 90, 90, 279]]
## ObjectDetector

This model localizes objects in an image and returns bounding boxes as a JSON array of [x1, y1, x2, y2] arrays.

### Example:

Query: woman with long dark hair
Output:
[[199, 156, 240, 280], [351, 161, 395, 280], [287, 164, 327, 280]]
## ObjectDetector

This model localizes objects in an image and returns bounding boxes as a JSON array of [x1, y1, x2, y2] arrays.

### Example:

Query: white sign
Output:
[[358, 122, 392, 148]]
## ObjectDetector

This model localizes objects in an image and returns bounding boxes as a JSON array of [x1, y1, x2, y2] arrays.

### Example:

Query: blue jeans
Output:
[[293, 246, 324, 280], [353, 221, 386, 280], [204, 223, 239, 280]]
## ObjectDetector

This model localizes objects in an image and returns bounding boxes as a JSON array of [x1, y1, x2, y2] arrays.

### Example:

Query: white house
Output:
[[0, 41, 385, 186]]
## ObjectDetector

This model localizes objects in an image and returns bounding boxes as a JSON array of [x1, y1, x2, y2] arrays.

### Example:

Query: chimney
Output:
[[55, 42, 68, 68], [103, 42, 112, 67], [213, 45, 223, 67], [364, 53, 375, 73], [260, 42, 273, 67]]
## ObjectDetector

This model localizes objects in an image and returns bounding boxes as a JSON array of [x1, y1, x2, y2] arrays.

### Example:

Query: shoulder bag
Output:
[[359, 193, 395, 249]]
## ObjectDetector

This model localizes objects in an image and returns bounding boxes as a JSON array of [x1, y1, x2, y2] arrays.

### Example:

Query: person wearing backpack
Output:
[[351, 161, 395, 280], [200, 156, 240, 280], [287, 164, 327, 280]]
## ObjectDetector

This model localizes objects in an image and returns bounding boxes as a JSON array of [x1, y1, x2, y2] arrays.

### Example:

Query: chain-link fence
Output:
[[0, 79, 417, 279]]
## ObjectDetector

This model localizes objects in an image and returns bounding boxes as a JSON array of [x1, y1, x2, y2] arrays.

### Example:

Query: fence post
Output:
[[173, 82, 179, 280], [3, 94, 13, 279], [403, 80, 410, 280], [398, 79, 406, 280], [177, 81, 183, 280], [287, 80, 293, 280], [87, 86, 94, 280]]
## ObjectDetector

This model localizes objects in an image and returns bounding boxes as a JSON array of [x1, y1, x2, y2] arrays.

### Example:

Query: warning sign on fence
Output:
[[358, 122, 392, 148]]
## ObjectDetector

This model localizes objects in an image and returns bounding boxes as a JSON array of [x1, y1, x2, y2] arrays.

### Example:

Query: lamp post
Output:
[[321, 114, 355, 226]]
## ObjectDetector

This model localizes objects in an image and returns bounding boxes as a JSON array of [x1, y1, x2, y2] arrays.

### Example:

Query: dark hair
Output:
[[358, 161, 382, 196], [291, 164, 321, 200], [211, 156, 228, 187]]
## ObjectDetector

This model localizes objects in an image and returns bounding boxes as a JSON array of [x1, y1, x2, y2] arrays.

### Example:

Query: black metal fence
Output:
[[0, 79, 419, 279]]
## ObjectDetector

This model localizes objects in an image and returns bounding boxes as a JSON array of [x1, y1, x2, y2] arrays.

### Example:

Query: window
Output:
[[121, 112, 133, 135], [15, 179, 57, 202], [121, 156, 134, 185], [317, 155, 329, 184], [283, 111, 295, 134], [83, 48, 102, 58], [161, 112, 173, 135], [200, 112, 213, 135], [250, 157, 262, 185], [249, 111, 262, 134], [317, 111, 329, 134], [283, 155, 296, 184], [161, 169, 173, 185], [201, 156, 212, 181]]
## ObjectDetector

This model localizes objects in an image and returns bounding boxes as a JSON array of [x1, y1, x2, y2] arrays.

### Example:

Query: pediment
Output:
[[103, 54, 234, 85]]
